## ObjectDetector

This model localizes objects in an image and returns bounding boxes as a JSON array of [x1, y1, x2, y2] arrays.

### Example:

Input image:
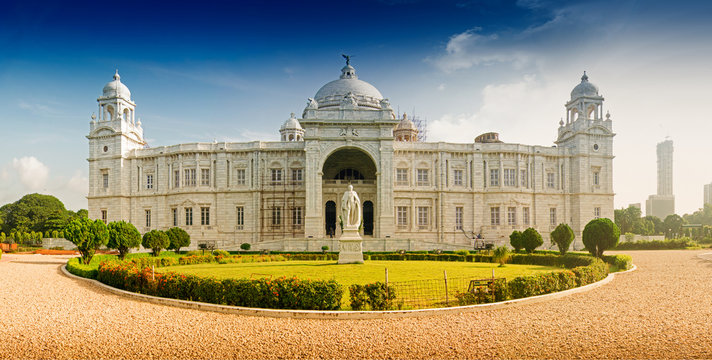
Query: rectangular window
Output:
[[417, 169, 429, 186], [271, 169, 282, 184], [102, 173, 109, 188], [292, 169, 303, 182], [185, 208, 193, 226], [417, 207, 429, 227], [201, 207, 210, 226], [593, 171, 600, 186], [504, 169, 516, 187], [507, 207, 517, 225], [455, 207, 463, 230], [594, 207, 601, 219], [522, 207, 530, 225], [184, 169, 196, 187], [236, 206, 244, 229], [490, 169, 500, 186], [101, 210, 107, 224], [201, 169, 210, 186], [453, 169, 463, 186], [145, 209, 151, 228], [520, 169, 527, 187], [172, 208, 177, 226], [292, 207, 302, 227], [490, 207, 500, 225], [236, 169, 246, 185], [174, 170, 180, 188], [396, 168, 408, 186], [397, 206, 408, 227], [550, 208, 557, 226], [272, 207, 281, 227], [547, 172, 555, 188], [146, 174, 153, 189]]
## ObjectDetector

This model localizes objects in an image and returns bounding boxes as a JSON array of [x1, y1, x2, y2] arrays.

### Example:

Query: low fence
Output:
[[389, 274, 502, 309]]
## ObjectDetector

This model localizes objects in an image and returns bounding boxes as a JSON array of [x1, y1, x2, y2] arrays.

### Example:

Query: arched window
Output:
[[289, 134, 294, 141], [334, 168, 365, 180]]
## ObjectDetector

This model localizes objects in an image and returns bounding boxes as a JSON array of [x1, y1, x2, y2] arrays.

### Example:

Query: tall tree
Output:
[[1, 194, 68, 234], [663, 214, 685, 238]]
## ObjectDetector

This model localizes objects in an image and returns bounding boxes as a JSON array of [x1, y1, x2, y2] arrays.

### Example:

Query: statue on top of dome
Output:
[[342, 54, 352, 66], [306, 97, 318, 109]]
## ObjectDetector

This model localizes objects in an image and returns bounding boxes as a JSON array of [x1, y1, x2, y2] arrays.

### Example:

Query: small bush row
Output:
[[96, 261, 343, 310], [367, 253, 495, 262], [613, 238, 697, 250]]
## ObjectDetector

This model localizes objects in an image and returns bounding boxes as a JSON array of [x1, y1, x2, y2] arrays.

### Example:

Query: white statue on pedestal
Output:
[[341, 184, 361, 229], [338, 184, 364, 264]]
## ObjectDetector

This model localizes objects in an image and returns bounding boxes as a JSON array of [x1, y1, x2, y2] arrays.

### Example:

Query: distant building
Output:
[[646, 139, 674, 219], [704, 183, 712, 206]]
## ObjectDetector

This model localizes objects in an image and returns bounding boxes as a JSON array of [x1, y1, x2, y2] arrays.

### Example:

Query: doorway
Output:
[[363, 201, 374, 236], [325, 201, 336, 238]]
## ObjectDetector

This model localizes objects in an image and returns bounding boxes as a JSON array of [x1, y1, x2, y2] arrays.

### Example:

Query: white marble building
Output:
[[87, 63, 615, 251]]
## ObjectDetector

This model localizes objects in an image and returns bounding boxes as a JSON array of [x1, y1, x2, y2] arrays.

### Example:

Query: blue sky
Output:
[[1, 0, 712, 215]]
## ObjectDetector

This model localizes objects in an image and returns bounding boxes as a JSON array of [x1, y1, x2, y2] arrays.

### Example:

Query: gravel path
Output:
[[1, 250, 711, 359]]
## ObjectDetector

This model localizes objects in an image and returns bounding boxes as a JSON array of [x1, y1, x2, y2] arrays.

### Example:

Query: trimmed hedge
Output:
[[614, 238, 696, 250], [349, 282, 397, 310], [602, 254, 633, 270], [96, 261, 343, 310], [66, 257, 99, 279]]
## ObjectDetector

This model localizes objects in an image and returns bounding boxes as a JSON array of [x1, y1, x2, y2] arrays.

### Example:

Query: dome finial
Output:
[[581, 71, 588, 82], [114, 69, 120, 81]]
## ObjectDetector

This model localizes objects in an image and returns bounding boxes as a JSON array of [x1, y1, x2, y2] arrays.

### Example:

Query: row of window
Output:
[[489, 169, 528, 187], [396, 168, 431, 186], [396, 206, 431, 227], [490, 207, 532, 226]]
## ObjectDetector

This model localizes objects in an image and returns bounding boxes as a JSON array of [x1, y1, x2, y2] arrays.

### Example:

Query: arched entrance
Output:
[[363, 201, 374, 236], [325, 201, 336, 238], [321, 147, 378, 237]]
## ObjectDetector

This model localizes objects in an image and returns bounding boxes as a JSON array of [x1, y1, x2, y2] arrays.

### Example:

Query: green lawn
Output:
[[157, 260, 561, 286]]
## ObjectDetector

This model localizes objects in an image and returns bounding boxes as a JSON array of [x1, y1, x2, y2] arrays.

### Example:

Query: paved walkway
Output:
[[1, 250, 711, 359]]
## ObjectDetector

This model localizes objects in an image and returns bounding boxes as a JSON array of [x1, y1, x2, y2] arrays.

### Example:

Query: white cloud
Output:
[[12, 156, 49, 191], [427, 28, 533, 73], [430, 75, 565, 145], [437, 83, 445, 91]]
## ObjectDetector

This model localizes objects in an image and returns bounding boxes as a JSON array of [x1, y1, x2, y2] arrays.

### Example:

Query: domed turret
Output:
[[570, 71, 599, 100], [102, 70, 132, 100], [280, 113, 305, 141], [394, 113, 418, 142]]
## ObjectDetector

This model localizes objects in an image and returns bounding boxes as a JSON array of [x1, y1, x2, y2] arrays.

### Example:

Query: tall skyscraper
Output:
[[646, 139, 674, 219], [704, 183, 712, 206]]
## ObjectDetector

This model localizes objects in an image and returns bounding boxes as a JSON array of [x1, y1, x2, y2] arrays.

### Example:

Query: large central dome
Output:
[[313, 64, 383, 109]]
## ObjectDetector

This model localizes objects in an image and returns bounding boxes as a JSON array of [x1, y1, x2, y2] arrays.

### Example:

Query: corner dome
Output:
[[102, 70, 131, 100], [281, 113, 303, 130], [313, 64, 383, 109], [570, 71, 599, 100], [395, 114, 417, 131]]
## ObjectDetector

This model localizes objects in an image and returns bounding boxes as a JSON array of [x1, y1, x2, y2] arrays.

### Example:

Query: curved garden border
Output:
[[61, 263, 636, 320]]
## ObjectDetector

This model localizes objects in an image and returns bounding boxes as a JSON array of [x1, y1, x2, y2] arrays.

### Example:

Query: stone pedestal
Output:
[[338, 227, 364, 264]]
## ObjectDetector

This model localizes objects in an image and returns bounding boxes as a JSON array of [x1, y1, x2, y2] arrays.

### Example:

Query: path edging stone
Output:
[[61, 262, 637, 320]]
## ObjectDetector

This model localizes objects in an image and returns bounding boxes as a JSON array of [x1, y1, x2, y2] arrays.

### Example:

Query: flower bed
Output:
[[96, 261, 343, 310]]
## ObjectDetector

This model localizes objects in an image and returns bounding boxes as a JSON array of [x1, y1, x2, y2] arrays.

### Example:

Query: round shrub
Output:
[[107, 221, 142, 260], [583, 218, 620, 257], [521, 228, 543, 253], [240, 243, 251, 251], [509, 231, 523, 252], [142, 230, 170, 257], [166, 227, 190, 253], [550, 223, 574, 255], [63, 217, 109, 265], [212, 249, 230, 257]]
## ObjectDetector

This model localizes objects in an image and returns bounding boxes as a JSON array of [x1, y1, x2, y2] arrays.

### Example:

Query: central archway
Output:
[[321, 147, 377, 180], [321, 147, 378, 238]]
